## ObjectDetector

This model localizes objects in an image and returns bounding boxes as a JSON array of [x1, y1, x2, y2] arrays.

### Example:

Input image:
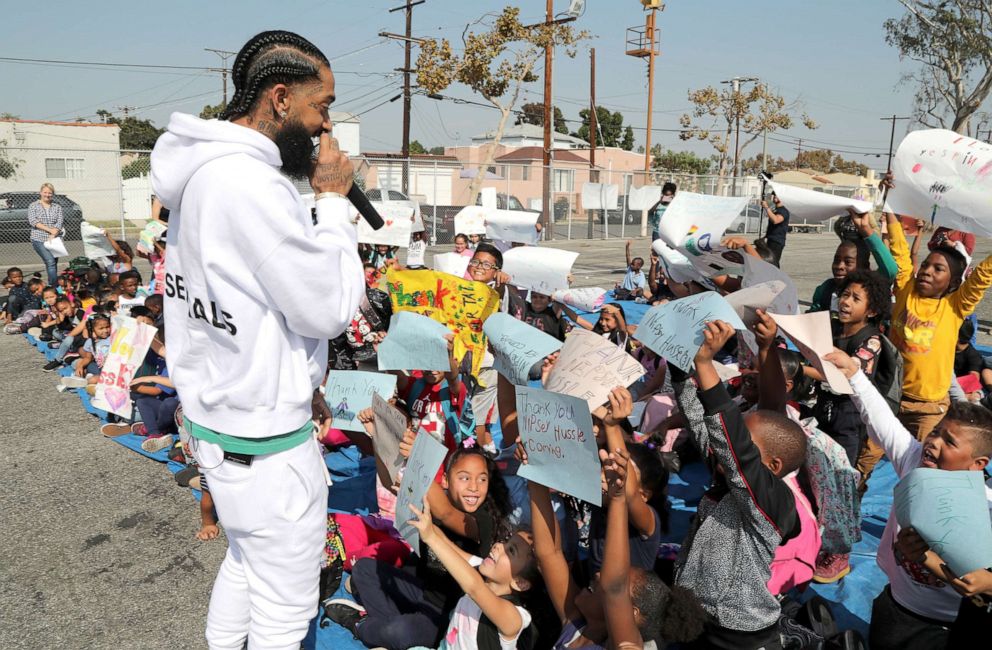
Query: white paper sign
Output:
[[454, 205, 488, 235], [887, 128, 992, 236], [433, 252, 470, 278], [502, 246, 578, 294], [480, 187, 497, 210], [769, 181, 873, 221], [92, 316, 158, 418], [486, 209, 540, 244], [628, 185, 662, 211], [651, 240, 716, 290], [544, 329, 645, 411], [357, 204, 414, 247], [658, 191, 749, 277], [81, 221, 117, 260], [770, 310, 852, 395], [552, 287, 607, 312], [725, 281, 789, 327], [742, 255, 799, 317], [581, 183, 619, 210]]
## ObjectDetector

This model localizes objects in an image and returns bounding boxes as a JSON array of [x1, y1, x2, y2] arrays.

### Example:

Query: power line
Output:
[[0, 55, 396, 76]]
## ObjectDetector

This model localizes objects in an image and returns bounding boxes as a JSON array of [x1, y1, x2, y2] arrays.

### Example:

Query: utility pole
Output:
[[795, 139, 803, 169], [116, 105, 136, 119], [880, 114, 911, 204], [720, 76, 758, 195], [205, 48, 236, 105], [383, 0, 426, 196], [588, 47, 597, 239]]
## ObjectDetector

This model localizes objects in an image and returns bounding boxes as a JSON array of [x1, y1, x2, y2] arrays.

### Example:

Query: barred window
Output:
[[44, 157, 84, 179]]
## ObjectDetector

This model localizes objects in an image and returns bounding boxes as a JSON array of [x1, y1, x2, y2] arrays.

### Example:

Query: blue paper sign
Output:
[[395, 431, 449, 549], [515, 386, 601, 506], [378, 312, 452, 372], [483, 313, 563, 385], [324, 371, 398, 432], [633, 291, 747, 371], [894, 467, 992, 576]]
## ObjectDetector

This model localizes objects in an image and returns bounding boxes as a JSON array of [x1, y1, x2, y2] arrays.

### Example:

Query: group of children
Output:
[[6, 169, 992, 650]]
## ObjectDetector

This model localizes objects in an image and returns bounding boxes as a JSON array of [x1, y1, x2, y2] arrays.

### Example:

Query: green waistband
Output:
[[186, 418, 313, 455]]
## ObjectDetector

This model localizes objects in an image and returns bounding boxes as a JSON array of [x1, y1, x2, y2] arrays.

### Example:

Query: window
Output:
[[521, 166, 530, 181], [44, 158, 84, 179], [553, 169, 574, 192]]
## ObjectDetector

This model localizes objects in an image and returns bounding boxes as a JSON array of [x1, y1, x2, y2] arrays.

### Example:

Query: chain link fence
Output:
[[1, 147, 878, 270]]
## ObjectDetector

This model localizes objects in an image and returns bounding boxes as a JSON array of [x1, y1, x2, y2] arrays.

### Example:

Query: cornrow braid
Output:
[[221, 30, 329, 121]]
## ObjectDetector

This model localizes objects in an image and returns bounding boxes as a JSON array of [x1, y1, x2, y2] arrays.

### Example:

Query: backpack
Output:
[[845, 325, 903, 414]]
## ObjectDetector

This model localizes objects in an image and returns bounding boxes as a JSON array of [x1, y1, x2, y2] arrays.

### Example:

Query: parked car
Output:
[[365, 188, 422, 223], [728, 203, 763, 234], [474, 193, 539, 213], [0, 192, 83, 241]]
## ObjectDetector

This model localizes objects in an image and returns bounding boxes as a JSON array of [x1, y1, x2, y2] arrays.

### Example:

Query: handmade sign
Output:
[[395, 431, 449, 548], [371, 392, 409, 486], [136, 220, 168, 255], [502, 246, 578, 294], [483, 313, 563, 385], [357, 204, 414, 247], [544, 329, 645, 411], [657, 191, 749, 277], [81, 221, 117, 260], [92, 315, 158, 418], [377, 311, 452, 372], [325, 371, 398, 432], [485, 209, 539, 244], [581, 183, 619, 210], [433, 252, 471, 278], [516, 386, 601, 505], [725, 281, 789, 327], [742, 255, 799, 317], [552, 287, 607, 312], [894, 467, 992, 576], [386, 268, 501, 377], [454, 205, 488, 235], [627, 185, 662, 211], [887, 129, 992, 236], [770, 310, 852, 394], [480, 187, 497, 210], [633, 292, 749, 372], [768, 181, 873, 222], [651, 240, 716, 290]]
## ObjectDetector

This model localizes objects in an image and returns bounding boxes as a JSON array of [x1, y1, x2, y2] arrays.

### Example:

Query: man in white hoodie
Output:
[[150, 31, 363, 650]]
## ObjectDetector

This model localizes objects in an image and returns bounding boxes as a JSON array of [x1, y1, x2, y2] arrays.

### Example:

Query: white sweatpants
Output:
[[192, 435, 328, 650]]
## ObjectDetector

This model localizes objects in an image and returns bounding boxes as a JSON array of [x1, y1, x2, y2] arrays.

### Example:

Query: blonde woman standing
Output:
[[27, 182, 64, 284]]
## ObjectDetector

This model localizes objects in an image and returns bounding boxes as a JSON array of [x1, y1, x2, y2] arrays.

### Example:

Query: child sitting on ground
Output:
[[59, 313, 112, 390], [2, 268, 42, 322], [116, 270, 146, 315], [825, 347, 992, 650], [672, 320, 805, 649], [617, 240, 651, 301]]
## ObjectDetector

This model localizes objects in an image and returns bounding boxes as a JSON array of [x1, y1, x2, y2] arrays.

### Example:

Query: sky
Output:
[[0, 0, 967, 168]]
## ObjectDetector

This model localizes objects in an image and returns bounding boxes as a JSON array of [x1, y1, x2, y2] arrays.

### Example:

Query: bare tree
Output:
[[885, 1, 992, 134]]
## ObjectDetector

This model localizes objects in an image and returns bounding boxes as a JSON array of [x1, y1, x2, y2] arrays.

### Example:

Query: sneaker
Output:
[[48, 341, 61, 349], [4, 323, 22, 335], [27, 327, 41, 338], [344, 575, 353, 594], [141, 435, 174, 453], [321, 600, 366, 636], [43, 359, 63, 372], [60, 376, 89, 389], [812, 552, 851, 584], [131, 422, 148, 436], [174, 466, 199, 487], [101, 423, 132, 437]]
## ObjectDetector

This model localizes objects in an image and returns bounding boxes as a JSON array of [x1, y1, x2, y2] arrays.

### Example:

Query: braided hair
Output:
[[220, 30, 329, 121]]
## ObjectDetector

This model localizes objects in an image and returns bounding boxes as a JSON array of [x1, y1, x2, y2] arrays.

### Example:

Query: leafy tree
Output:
[[652, 149, 712, 174], [409, 140, 427, 155], [515, 102, 568, 134], [199, 102, 227, 120], [416, 6, 587, 202], [741, 149, 869, 176], [121, 157, 151, 180], [0, 138, 23, 179], [574, 107, 634, 150], [884, 1, 992, 134], [96, 109, 164, 150], [0, 112, 20, 120], [428, 145, 446, 155], [679, 83, 817, 184]]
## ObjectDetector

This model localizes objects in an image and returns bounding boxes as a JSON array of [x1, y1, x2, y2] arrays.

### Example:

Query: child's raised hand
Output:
[[847, 208, 874, 237], [941, 566, 992, 598], [443, 332, 455, 353], [694, 320, 735, 366], [357, 407, 376, 435], [493, 270, 512, 288], [540, 351, 559, 386], [407, 499, 435, 543], [514, 441, 529, 465], [879, 170, 894, 192], [599, 447, 629, 500], [399, 428, 417, 458], [596, 387, 633, 425], [753, 309, 778, 350], [824, 348, 860, 379], [196, 524, 220, 541], [895, 526, 929, 564], [721, 236, 749, 250]]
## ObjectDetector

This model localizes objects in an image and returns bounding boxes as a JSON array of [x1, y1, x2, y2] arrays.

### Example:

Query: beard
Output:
[[274, 119, 317, 179]]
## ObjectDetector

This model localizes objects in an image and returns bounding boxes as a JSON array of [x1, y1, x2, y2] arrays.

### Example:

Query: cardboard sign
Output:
[[92, 315, 158, 418], [770, 310, 852, 394], [484, 313, 563, 385], [657, 191, 750, 277], [544, 329, 645, 411], [502, 246, 578, 294], [325, 371, 398, 432], [357, 204, 414, 247], [386, 268, 501, 378], [888, 128, 992, 236], [454, 205, 488, 236], [633, 292, 748, 372], [894, 467, 992, 576], [371, 392, 409, 486], [516, 386, 601, 505], [486, 209, 539, 244], [377, 312, 452, 372], [769, 181, 873, 221], [395, 431, 449, 549]]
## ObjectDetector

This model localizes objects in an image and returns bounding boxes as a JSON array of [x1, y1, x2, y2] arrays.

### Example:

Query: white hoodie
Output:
[[151, 113, 363, 438]]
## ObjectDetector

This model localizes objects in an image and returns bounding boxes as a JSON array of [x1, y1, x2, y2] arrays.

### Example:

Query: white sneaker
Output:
[[140, 436, 174, 453], [60, 376, 89, 389]]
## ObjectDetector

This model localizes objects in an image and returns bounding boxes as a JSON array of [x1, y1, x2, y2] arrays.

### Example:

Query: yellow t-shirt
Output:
[[888, 219, 992, 402]]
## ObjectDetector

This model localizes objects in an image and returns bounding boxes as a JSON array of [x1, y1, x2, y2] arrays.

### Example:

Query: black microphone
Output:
[[347, 185, 385, 230]]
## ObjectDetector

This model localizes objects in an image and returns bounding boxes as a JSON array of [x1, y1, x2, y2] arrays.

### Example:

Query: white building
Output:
[[471, 123, 587, 149], [330, 111, 360, 157], [0, 119, 123, 222]]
